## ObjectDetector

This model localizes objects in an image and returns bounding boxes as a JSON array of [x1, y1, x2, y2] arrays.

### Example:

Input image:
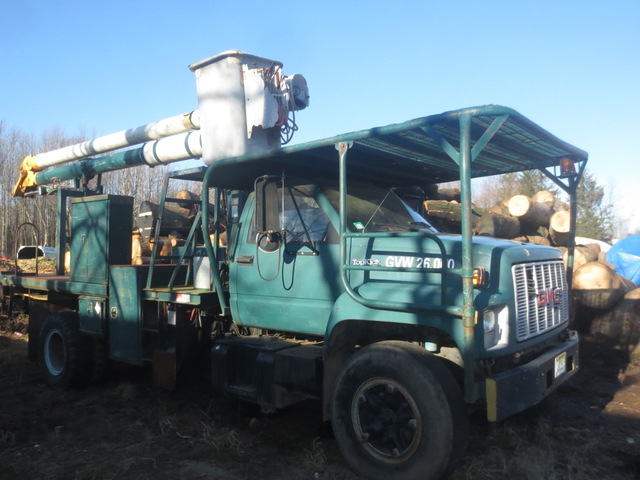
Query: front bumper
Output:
[[486, 330, 579, 422]]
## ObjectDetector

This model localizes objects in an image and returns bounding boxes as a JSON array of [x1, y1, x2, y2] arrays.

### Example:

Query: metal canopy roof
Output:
[[204, 104, 588, 190]]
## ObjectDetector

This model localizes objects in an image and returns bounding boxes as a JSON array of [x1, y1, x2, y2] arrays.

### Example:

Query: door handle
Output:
[[236, 255, 254, 265]]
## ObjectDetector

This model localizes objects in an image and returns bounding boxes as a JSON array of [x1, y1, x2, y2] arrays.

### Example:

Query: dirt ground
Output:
[[0, 314, 639, 480]]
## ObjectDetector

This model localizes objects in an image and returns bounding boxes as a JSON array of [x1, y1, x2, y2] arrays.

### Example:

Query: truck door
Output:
[[230, 185, 341, 336]]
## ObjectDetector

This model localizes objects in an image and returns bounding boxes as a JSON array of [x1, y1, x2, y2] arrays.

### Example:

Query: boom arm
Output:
[[12, 111, 200, 197]]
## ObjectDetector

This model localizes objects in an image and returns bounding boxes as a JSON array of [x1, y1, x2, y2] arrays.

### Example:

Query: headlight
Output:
[[483, 310, 496, 333], [483, 305, 509, 350]]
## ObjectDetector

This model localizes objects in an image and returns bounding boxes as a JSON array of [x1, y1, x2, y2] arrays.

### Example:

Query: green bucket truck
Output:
[[1, 52, 586, 480]]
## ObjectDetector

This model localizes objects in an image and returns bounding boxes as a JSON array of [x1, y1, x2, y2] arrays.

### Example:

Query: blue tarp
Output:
[[607, 234, 640, 286]]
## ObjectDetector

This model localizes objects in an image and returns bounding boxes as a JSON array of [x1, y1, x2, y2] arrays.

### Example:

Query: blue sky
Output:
[[2, 0, 639, 232]]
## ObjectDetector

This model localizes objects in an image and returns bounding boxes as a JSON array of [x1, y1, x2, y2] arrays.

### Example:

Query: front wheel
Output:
[[330, 341, 467, 480], [39, 312, 90, 388]]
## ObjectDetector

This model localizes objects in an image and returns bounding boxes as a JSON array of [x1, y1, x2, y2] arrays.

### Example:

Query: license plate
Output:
[[554, 352, 567, 378]]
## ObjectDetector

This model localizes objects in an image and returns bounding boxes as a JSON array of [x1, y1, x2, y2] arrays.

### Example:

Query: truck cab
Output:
[[196, 106, 584, 478]]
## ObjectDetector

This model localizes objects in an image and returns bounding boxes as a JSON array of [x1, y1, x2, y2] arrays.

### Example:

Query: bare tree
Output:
[[472, 176, 502, 208], [0, 125, 36, 257], [0, 122, 199, 258], [605, 179, 632, 240]]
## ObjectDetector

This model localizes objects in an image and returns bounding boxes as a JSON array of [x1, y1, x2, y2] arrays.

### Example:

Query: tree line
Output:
[[0, 123, 175, 258]]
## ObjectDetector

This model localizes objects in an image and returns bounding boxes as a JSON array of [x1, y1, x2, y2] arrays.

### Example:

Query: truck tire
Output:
[[39, 312, 90, 388], [330, 341, 467, 480]]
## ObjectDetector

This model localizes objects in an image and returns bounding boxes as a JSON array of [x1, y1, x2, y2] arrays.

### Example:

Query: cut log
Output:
[[132, 234, 151, 261], [562, 244, 600, 271], [146, 237, 172, 263], [573, 261, 636, 311], [489, 204, 510, 216], [169, 237, 186, 248], [508, 195, 552, 227], [589, 288, 640, 357], [507, 195, 530, 217], [549, 210, 571, 246], [580, 242, 601, 257], [212, 232, 228, 247], [159, 238, 172, 257], [138, 201, 194, 238], [175, 189, 200, 217], [550, 210, 571, 233], [424, 200, 467, 233], [531, 190, 555, 208], [424, 200, 519, 237], [553, 199, 570, 212], [424, 200, 464, 221], [597, 250, 615, 269], [473, 211, 521, 238], [175, 189, 199, 209]]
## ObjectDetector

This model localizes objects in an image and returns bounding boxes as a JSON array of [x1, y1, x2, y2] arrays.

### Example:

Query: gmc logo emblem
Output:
[[536, 288, 562, 306]]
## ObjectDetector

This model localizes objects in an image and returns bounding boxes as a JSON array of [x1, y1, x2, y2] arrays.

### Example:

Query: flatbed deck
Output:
[[0, 273, 108, 296], [0, 267, 220, 304]]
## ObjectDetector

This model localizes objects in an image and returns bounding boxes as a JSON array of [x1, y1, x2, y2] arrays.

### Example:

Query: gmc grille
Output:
[[512, 260, 569, 341]]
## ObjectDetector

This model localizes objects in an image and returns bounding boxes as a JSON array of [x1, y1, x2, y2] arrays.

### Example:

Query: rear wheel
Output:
[[330, 341, 467, 480], [39, 312, 90, 388]]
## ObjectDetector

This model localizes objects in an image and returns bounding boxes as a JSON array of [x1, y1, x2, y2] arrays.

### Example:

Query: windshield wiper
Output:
[[409, 221, 437, 233], [362, 190, 393, 232]]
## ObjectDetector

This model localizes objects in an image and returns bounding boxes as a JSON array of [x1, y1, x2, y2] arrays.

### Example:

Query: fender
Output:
[[325, 288, 466, 343]]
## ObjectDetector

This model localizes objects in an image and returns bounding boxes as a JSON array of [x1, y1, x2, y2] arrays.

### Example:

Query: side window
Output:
[[282, 191, 328, 243], [249, 186, 335, 244]]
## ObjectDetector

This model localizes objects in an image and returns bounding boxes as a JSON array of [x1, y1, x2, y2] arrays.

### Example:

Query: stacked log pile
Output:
[[132, 189, 200, 265], [424, 189, 573, 245], [588, 287, 640, 362], [422, 188, 639, 361], [130, 189, 225, 265], [573, 260, 640, 362]]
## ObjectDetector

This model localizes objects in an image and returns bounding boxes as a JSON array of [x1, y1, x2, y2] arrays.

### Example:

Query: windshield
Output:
[[324, 184, 437, 233]]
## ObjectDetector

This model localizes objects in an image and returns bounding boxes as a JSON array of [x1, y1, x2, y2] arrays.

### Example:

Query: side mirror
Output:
[[254, 176, 282, 234]]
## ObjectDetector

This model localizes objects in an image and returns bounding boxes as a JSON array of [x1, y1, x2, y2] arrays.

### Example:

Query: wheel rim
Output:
[[43, 328, 66, 376], [351, 377, 422, 463]]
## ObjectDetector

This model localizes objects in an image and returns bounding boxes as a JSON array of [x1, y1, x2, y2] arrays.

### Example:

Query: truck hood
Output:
[[436, 233, 563, 269]]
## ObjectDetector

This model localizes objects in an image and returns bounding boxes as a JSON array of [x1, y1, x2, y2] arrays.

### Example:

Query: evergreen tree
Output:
[[518, 170, 558, 197], [576, 169, 613, 241], [495, 170, 557, 201]]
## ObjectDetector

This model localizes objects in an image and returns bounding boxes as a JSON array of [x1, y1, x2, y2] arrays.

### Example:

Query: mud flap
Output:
[[152, 349, 177, 390]]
